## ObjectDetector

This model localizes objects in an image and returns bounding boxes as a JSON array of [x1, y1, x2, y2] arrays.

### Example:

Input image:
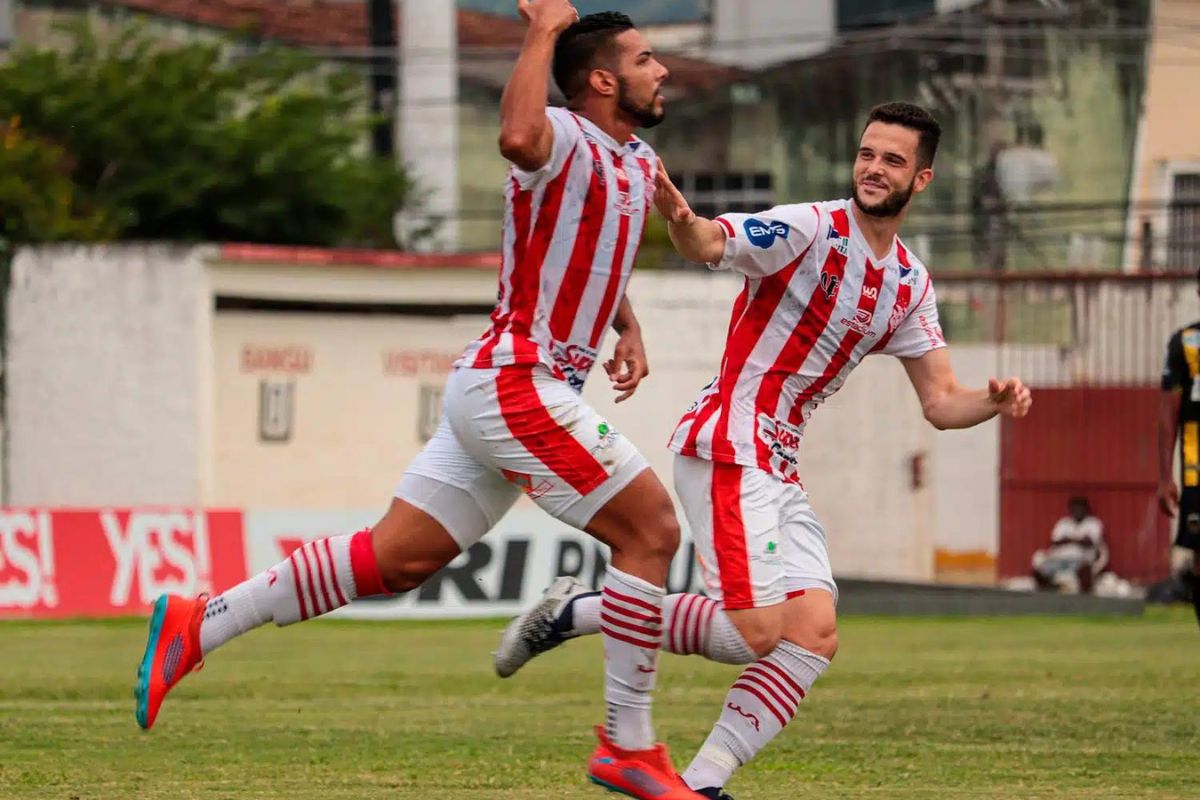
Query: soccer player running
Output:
[[495, 102, 1033, 798], [135, 4, 707, 797], [1157, 282, 1200, 628]]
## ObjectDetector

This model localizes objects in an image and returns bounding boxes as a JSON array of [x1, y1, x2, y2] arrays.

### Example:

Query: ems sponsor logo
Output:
[[756, 413, 802, 466], [826, 224, 849, 256], [552, 342, 597, 392], [744, 218, 790, 249], [841, 307, 878, 337]]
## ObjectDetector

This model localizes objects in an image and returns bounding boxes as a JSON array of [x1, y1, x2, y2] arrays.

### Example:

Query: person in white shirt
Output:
[[1032, 496, 1108, 593]]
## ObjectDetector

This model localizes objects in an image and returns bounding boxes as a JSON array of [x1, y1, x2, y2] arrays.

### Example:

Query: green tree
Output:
[[0, 23, 417, 247]]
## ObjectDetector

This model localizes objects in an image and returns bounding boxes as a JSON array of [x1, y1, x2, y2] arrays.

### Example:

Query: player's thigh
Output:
[[381, 417, 521, 590], [673, 454, 788, 612], [445, 363, 653, 533], [776, 486, 839, 658], [585, 467, 680, 562]]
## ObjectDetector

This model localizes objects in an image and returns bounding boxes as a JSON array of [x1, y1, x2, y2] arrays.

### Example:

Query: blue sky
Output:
[[458, 1, 709, 25]]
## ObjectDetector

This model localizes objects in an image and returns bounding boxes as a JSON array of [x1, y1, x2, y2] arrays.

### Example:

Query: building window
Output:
[[669, 172, 774, 219], [1168, 173, 1200, 269]]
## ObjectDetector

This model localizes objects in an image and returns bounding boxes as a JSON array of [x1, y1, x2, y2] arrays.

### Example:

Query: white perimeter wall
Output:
[[6, 246, 1012, 581], [6, 245, 210, 505]]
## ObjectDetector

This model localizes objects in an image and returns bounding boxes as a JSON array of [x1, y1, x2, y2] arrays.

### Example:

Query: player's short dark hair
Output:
[[865, 102, 942, 169], [553, 12, 636, 100]]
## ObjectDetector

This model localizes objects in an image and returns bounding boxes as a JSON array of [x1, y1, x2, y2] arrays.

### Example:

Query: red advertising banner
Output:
[[0, 509, 248, 618]]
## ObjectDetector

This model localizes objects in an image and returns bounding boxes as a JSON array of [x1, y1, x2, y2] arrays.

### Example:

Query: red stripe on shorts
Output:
[[711, 461, 754, 609], [495, 366, 609, 495]]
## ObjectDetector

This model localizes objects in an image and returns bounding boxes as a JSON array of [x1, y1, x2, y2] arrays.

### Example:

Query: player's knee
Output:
[[788, 621, 838, 661], [731, 611, 783, 658], [377, 554, 443, 594]]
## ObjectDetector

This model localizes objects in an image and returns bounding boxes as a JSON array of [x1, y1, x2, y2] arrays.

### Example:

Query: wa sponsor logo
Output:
[[0, 511, 57, 609], [744, 218, 789, 249]]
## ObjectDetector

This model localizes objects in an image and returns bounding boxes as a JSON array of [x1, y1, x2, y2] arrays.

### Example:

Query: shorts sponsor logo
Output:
[[591, 421, 619, 455]]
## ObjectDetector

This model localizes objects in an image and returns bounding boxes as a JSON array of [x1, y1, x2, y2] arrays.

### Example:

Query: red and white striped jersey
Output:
[[456, 107, 657, 391], [669, 199, 946, 484]]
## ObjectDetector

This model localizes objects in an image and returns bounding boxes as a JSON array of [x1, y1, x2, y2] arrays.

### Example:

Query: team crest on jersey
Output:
[[841, 307, 878, 337], [744, 218, 789, 249], [820, 270, 841, 301], [887, 302, 907, 333], [826, 225, 850, 257]]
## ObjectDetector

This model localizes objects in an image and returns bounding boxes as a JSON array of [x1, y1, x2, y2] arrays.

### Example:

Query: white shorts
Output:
[[395, 365, 649, 549], [673, 454, 837, 610]]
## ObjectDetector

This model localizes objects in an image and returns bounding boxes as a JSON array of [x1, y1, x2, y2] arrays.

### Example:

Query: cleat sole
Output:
[[134, 595, 168, 730], [588, 775, 638, 798]]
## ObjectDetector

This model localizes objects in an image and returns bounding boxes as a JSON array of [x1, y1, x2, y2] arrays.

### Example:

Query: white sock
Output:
[[562, 592, 755, 665], [199, 530, 386, 655], [600, 566, 665, 751], [682, 640, 830, 790]]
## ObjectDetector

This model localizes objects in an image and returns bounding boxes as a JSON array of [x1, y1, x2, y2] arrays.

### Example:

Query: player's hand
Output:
[[1158, 478, 1180, 517], [654, 158, 696, 225], [988, 377, 1031, 418], [517, 0, 579, 34], [605, 327, 649, 403]]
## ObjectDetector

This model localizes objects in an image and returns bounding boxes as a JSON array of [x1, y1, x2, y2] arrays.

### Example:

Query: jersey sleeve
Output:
[[511, 107, 581, 190], [1162, 331, 1188, 391], [883, 276, 947, 359], [710, 204, 820, 279]]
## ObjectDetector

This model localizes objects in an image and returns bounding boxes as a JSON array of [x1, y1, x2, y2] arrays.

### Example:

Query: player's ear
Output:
[[589, 68, 618, 98], [914, 167, 934, 193]]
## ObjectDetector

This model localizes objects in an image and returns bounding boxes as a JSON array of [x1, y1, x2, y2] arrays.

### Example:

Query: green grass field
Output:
[[2, 610, 1197, 799]]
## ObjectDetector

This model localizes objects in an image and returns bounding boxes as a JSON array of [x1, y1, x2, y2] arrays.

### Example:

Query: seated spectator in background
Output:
[[1032, 496, 1108, 593]]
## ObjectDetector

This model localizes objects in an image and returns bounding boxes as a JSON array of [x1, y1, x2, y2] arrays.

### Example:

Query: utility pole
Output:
[[396, 0, 459, 252], [1, 0, 15, 55], [982, 0, 1009, 274], [368, 0, 396, 157]]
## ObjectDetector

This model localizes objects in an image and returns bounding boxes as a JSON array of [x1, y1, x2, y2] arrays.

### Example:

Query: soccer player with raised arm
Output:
[[495, 101, 1033, 798], [135, 4, 706, 796]]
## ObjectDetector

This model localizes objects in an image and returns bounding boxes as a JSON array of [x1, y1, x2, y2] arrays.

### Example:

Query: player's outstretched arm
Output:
[[654, 158, 726, 264], [499, 0, 578, 171], [902, 348, 1032, 430], [1158, 388, 1182, 516]]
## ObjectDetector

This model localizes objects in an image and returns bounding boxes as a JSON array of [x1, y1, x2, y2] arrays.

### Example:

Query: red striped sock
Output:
[[199, 529, 389, 655], [600, 566, 664, 751], [682, 641, 829, 789]]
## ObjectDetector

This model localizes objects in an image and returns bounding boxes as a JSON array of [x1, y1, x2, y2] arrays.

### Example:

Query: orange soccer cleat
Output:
[[134, 593, 207, 730], [587, 726, 704, 799]]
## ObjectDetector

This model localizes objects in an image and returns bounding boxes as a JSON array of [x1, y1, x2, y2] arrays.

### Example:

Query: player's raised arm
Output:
[[653, 158, 726, 263], [498, 0, 579, 171]]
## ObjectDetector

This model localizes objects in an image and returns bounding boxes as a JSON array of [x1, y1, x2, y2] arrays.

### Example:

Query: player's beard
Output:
[[852, 176, 915, 218], [616, 76, 665, 129]]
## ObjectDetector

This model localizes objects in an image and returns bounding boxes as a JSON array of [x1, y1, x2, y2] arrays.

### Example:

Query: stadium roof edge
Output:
[[217, 242, 500, 270]]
